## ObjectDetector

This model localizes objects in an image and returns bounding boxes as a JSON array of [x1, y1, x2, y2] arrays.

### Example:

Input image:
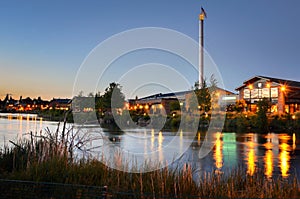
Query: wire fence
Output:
[[0, 179, 108, 199], [0, 179, 203, 199]]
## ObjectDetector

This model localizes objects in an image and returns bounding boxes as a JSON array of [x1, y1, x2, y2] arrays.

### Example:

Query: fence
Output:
[[0, 179, 108, 199], [0, 179, 202, 198]]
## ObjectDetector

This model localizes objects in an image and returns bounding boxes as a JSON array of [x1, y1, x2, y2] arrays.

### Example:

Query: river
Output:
[[1, 113, 300, 180]]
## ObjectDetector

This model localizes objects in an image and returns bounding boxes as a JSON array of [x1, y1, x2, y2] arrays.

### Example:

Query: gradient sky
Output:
[[0, 0, 299, 100]]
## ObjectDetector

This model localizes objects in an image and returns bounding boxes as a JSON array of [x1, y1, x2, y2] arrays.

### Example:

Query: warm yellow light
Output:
[[179, 102, 183, 106], [159, 104, 163, 109], [281, 85, 286, 92], [134, 106, 137, 110], [248, 84, 253, 90], [145, 104, 149, 110], [266, 83, 271, 88], [139, 105, 143, 109], [292, 115, 296, 120], [199, 13, 205, 20]]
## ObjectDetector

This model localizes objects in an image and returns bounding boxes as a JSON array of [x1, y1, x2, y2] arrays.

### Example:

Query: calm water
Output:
[[1, 113, 300, 179]]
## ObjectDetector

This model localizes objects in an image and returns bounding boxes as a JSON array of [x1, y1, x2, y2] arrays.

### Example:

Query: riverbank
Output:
[[2, 110, 300, 134]]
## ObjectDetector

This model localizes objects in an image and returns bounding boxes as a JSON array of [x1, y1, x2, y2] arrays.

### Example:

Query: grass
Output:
[[0, 121, 299, 198]]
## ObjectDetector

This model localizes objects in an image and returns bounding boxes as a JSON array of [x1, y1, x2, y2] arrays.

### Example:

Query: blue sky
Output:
[[0, 0, 299, 100]]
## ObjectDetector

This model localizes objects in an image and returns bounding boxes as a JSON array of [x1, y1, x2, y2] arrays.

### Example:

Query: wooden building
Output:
[[236, 76, 300, 114]]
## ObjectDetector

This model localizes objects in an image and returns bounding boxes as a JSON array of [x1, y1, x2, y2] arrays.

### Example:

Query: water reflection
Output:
[[263, 137, 273, 178], [158, 131, 164, 162], [213, 132, 223, 170], [0, 114, 299, 179], [264, 150, 273, 178], [18, 115, 23, 140], [279, 134, 291, 178], [245, 133, 257, 176], [0, 113, 59, 147], [293, 133, 296, 151]]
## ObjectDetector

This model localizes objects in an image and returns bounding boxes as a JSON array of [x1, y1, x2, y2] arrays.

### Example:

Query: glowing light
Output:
[[199, 13, 205, 20], [248, 84, 253, 90], [266, 83, 271, 88], [159, 104, 163, 109], [139, 105, 143, 109], [281, 85, 286, 92], [292, 115, 296, 120], [145, 104, 149, 110]]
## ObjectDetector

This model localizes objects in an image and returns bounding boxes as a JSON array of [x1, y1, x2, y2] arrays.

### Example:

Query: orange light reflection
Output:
[[214, 132, 223, 169]]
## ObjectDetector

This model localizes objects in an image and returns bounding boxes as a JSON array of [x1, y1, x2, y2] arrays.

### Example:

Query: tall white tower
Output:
[[199, 7, 207, 87]]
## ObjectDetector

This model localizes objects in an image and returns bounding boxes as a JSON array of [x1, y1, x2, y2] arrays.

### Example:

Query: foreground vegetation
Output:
[[0, 123, 299, 198]]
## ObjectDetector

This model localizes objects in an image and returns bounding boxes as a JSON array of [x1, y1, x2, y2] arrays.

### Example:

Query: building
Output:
[[128, 88, 236, 115], [128, 92, 185, 115], [49, 98, 71, 110], [236, 75, 300, 114]]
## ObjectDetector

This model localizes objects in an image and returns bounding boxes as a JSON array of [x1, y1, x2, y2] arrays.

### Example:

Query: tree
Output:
[[170, 100, 181, 112], [234, 99, 247, 113], [197, 80, 211, 113], [256, 98, 270, 133], [102, 82, 125, 111], [188, 76, 216, 114]]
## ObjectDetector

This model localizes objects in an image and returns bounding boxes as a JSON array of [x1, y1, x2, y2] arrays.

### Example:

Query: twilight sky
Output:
[[0, 0, 299, 100]]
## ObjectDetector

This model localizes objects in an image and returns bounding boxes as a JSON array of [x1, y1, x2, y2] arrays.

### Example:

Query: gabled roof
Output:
[[236, 75, 300, 91]]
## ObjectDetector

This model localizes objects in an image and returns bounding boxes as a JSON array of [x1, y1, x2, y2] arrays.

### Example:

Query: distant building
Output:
[[236, 75, 300, 114], [49, 98, 71, 110], [71, 96, 95, 112]]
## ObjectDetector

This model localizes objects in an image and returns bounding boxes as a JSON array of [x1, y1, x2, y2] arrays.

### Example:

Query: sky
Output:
[[0, 0, 299, 100]]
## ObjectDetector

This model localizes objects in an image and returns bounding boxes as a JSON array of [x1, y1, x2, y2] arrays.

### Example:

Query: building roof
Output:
[[132, 87, 235, 101], [49, 98, 72, 104], [235, 75, 300, 91]]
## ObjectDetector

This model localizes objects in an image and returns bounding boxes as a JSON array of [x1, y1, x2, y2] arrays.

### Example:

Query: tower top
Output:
[[199, 7, 207, 21]]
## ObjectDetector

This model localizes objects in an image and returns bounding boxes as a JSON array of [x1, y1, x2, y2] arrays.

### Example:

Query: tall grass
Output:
[[0, 120, 299, 198]]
